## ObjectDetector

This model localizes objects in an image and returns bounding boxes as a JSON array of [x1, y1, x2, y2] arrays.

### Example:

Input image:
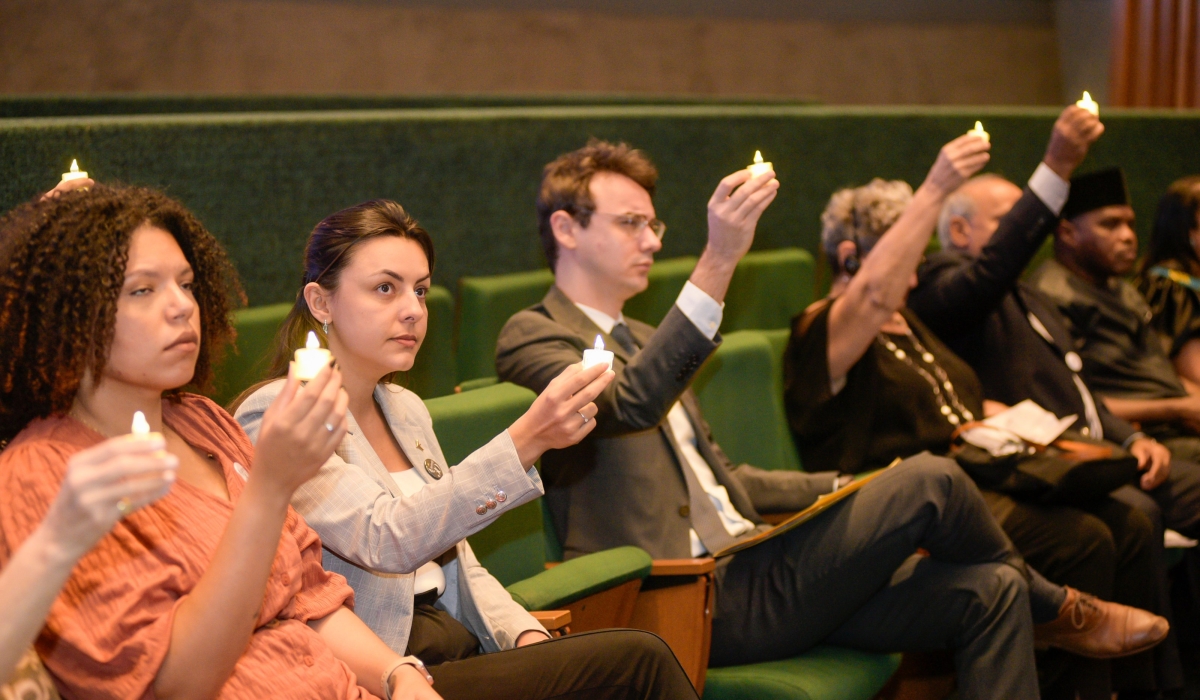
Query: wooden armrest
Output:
[[544, 561, 560, 570], [650, 558, 715, 576], [761, 511, 799, 525], [530, 610, 572, 631]]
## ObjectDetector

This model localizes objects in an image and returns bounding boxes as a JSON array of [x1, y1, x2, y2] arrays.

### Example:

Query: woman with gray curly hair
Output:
[[819, 177, 914, 277]]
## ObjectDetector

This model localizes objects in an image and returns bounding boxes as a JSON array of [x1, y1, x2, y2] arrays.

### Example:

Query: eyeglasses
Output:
[[589, 211, 667, 240]]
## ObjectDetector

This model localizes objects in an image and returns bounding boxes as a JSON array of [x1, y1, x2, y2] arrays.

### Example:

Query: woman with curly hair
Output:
[[0, 183, 448, 700], [232, 199, 699, 700]]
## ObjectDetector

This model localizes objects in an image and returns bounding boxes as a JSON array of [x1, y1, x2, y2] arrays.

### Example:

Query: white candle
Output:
[[747, 150, 774, 178], [582, 334, 614, 371], [131, 411, 151, 436], [294, 330, 333, 381], [61, 159, 88, 182], [1076, 91, 1099, 117], [968, 121, 990, 143]]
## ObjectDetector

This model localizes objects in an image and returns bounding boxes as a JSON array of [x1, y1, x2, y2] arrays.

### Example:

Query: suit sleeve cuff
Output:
[[675, 280, 724, 340], [1029, 162, 1070, 216], [1122, 432, 1147, 450]]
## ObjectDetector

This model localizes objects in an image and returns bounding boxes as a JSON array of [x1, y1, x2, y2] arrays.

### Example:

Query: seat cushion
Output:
[[703, 647, 901, 700]]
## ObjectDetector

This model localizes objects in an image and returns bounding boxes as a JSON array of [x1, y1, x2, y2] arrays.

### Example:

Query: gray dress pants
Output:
[[710, 453, 1043, 700]]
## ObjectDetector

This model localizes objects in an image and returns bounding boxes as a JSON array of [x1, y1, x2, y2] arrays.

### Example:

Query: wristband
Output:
[[383, 656, 432, 700]]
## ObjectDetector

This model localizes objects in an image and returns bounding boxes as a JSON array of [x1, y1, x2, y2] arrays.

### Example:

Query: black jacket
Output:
[[908, 187, 1139, 445]]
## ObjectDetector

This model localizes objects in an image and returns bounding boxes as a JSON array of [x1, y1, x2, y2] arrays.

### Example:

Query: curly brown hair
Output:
[[0, 183, 244, 442]]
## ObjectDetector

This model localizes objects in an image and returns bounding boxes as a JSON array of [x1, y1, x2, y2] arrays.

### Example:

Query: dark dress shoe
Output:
[[1034, 586, 1169, 659]]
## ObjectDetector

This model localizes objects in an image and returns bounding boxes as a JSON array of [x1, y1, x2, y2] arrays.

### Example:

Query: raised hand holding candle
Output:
[[747, 150, 774, 178], [294, 330, 333, 381], [968, 121, 990, 143], [582, 334, 614, 371], [1076, 91, 1099, 116], [61, 159, 88, 182]]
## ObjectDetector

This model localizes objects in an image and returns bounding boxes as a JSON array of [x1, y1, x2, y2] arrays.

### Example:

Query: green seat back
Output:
[[722, 248, 814, 332], [693, 330, 801, 472], [212, 302, 292, 408], [456, 269, 555, 383], [424, 382, 548, 585], [210, 285, 455, 407], [703, 647, 902, 700]]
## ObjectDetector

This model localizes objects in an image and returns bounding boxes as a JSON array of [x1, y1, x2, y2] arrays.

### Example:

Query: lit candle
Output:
[[1076, 91, 1099, 117], [747, 150, 774, 178], [968, 121, 990, 143], [131, 410, 151, 436], [582, 334, 614, 371], [294, 330, 333, 381], [61, 159, 88, 182]]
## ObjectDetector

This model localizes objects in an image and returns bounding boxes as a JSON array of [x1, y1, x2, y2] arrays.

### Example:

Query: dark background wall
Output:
[[0, 0, 1091, 105], [4, 105, 1195, 306]]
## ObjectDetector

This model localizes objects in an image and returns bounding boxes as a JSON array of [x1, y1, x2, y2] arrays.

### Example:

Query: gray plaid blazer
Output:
[[236, 380, 545, 655]]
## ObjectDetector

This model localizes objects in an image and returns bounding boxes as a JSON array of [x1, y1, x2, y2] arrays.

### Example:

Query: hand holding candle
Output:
[[294, 330, 333, 381], [747, 151, 774, 179], [1076, 91, 1099, 117], [582, 334, 614, 371], [968, 121, 990, 143]]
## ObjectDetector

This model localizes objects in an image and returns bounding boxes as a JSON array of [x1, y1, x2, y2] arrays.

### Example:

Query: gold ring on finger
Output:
[[116, 497, 133, 517]]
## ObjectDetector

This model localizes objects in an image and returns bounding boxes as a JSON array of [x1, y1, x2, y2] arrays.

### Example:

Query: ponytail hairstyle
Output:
[[233, 200, 434, 408]]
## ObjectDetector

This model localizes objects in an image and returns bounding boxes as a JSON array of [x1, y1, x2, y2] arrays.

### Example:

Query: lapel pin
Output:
[[424, 458, 443, 480]]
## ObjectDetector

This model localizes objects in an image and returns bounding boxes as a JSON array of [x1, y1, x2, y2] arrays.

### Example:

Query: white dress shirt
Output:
[[1028, 162, 1070, 215], [576, 281, 757, 556]]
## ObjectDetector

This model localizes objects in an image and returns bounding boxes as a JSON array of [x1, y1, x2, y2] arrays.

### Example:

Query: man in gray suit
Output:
[[496, 140, 1163, 697]]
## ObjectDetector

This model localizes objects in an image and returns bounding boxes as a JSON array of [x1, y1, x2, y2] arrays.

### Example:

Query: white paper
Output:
[[958, 425, 1028, 457], [983, 400, 1076, 446]]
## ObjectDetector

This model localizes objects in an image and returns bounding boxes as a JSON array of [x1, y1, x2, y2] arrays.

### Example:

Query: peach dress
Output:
[[0, 395, 377, 700]]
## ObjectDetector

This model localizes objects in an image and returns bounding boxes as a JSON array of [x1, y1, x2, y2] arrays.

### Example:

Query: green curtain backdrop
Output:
[[3, 105, 1197, 305]]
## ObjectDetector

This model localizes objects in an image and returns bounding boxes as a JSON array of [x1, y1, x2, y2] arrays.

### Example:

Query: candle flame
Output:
[[1081, 91, 1093, 103], [753, 150, 764, 165], [69, 159, 80, 173], [131, 411, 150, 435], [594, 334, 605, 351], [306, 330, 320, 350], [974, 121, 984, 132]]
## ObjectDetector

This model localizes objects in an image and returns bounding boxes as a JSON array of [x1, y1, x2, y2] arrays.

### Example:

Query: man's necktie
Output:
[[608, 321, 740, 554], [609, 322, 638, 355]]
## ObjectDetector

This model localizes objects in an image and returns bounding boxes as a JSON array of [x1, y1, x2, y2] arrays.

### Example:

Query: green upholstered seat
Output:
[[212, 302, 292, 408], [425, 382, 654, 606], [456, 269, 555, 383], [209, 285, 455, 407], [702, 647, 902, 700], [722, 248, 815, 332], [693, 330, 801, 472], [623, 256, 698, 326]]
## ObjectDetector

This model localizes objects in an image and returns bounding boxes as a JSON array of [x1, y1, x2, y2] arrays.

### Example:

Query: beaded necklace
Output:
[[877, 330, 974, 426]]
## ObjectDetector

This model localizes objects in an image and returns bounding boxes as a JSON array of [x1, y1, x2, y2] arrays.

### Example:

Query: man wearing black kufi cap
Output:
[[1031, 166, 1200, 700]]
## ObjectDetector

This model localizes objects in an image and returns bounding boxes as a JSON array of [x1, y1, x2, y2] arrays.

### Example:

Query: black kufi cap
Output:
[[1063, 167, 1130, 220]]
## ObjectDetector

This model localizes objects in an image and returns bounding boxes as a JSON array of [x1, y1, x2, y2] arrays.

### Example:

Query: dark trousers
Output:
[[710, 453, 1042, 700], [428, 629, 699, 700], [1112, 453, 1200, 695], [984, 489, 1158, 698]]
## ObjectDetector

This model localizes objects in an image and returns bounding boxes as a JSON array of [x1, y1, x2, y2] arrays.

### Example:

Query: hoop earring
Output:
[[322, 319, 330, 335]]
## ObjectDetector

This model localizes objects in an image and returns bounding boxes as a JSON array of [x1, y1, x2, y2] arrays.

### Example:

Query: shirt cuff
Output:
[[1122, 432, 1147, 450], [1028, 162, 1070, 216], [675, 280, 724, 340]]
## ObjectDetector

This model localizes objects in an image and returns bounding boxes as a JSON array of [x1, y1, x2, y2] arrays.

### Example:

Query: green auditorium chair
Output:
[[210, 285, 455, 408], [721, 248, 815, 333], [424, 383, 654, 634]]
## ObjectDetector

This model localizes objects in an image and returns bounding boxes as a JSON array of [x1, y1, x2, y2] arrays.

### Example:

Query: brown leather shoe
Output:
[[1034, 586, 1169, 659]]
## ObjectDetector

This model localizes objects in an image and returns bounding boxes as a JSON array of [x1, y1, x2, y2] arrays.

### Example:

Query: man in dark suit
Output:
[[495, 139, 1160, 697], [908, 131, 1188, 694]]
